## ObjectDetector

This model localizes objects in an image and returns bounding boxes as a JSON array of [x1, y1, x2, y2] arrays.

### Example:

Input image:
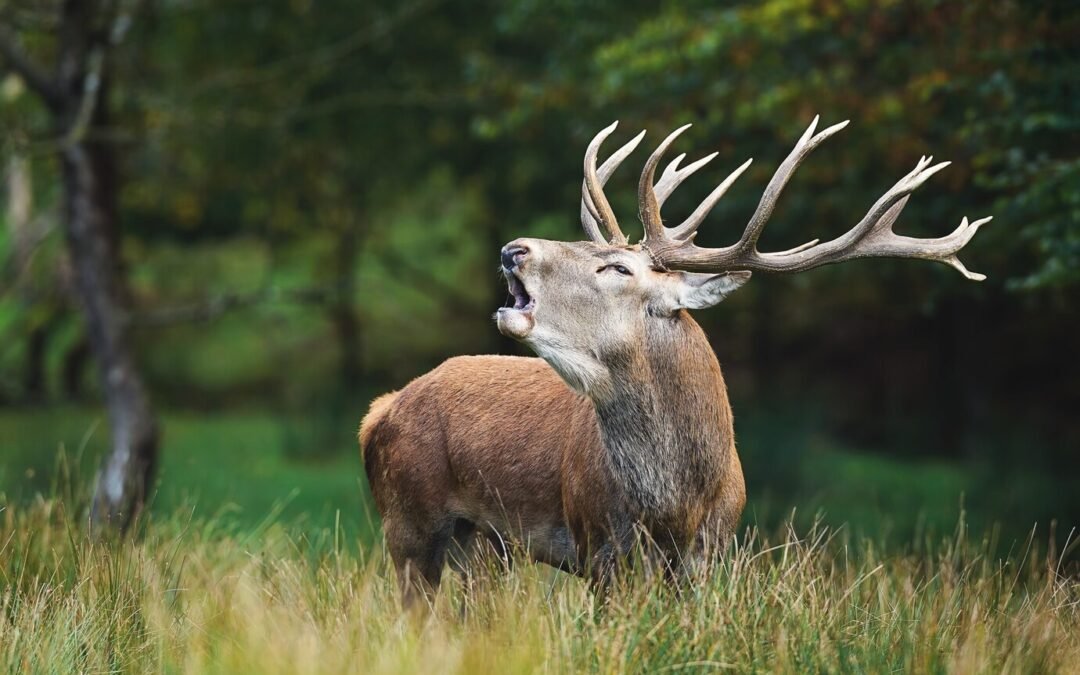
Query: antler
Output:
[[637, 116, 991, 281], [581, 122, 646, 245]]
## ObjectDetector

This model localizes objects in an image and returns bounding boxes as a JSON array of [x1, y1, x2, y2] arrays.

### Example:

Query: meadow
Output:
[[3, 494, 1078, 674], [2, 1, 1077, 672], [2, 408, 1079, 673]]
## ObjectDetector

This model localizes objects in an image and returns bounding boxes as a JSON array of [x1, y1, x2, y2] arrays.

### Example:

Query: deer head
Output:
[[496, 117, 989, 395], [496, 117, 990, 399]]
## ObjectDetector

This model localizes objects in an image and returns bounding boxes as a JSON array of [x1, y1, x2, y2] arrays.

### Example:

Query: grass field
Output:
[[2, 498, 1078, 674], [2, 407, 1079, 673]]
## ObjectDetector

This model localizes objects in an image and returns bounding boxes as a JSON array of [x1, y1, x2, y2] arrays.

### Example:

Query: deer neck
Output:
[[591, 311, 733, 519]]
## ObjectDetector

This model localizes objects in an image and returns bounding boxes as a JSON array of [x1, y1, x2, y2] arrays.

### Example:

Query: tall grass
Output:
[[2, 498, 1077, 674]]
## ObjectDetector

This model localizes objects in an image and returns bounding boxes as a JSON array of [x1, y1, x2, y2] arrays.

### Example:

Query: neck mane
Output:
[[591, 311, 734, 519]]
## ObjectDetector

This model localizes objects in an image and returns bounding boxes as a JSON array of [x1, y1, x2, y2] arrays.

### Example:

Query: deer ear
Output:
[[672, 271, 751, 310]]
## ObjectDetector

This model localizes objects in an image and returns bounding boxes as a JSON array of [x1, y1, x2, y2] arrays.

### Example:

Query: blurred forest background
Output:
[[0, 0, 1076, 549]]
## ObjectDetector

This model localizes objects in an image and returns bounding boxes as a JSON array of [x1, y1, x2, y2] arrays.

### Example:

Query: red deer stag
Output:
[[360, 116, 989, 606]]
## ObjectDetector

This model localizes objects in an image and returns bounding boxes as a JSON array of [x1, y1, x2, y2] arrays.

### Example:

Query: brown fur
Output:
[[362, 237, 749, 606], [359, 392, 397, 460], [361, 349, 745, 604]]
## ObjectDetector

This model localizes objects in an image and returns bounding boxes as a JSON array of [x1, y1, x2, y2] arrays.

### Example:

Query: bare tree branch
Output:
[[61, 0, 140, 145], [61, 45, 104, 145]]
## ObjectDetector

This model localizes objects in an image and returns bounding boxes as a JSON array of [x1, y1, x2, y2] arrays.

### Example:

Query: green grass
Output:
[[1, 406, 1075, 555], [2, 407, 1079, 672], [1, 499, 1077, 674], [0, 407, 376, 549]]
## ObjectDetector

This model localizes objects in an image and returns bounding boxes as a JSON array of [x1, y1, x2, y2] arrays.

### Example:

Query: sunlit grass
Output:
[[2, 498, 1077, 674], [2, 410, 1078, 672]]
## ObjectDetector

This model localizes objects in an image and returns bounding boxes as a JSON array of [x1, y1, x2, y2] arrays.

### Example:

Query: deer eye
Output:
[[598, 263, 632, 276]]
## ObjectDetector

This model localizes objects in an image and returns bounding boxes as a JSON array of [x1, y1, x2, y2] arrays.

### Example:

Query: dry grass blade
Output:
[[1, 499, 1077, 674]]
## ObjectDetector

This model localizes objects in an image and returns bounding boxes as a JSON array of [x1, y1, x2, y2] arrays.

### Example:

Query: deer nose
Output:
[[501, 244, 529, 271]]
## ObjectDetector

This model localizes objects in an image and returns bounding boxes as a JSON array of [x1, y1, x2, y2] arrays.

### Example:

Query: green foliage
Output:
[[478, 0, 1080, 295], [1, 0, 1077, 551]]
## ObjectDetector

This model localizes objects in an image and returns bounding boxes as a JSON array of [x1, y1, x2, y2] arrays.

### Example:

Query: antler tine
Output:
[[639, 117, 839, 254], [817, 155, 951, 255], [736, 116, 850, 251], [580, 127, 646, 244], [654, 151, 718, 210], [649, 146, 754, 243], [666, 157, 754, 241], [754, 157, 989, 279], [643, 118, 990, 281], [582, 122, 639, 245], [638, 124, 692, 242]]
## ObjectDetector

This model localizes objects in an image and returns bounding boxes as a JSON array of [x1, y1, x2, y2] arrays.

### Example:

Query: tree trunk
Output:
[[49, 0, 159, 531], [0, 0, 159, 531], [62, 137, 159, 530]]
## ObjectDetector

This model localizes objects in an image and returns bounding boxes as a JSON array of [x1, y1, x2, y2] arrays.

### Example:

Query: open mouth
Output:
[[496, 270, 536, 340], [502, 271, 535, 312]]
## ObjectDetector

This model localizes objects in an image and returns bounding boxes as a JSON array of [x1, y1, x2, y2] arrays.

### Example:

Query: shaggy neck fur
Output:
[[591, 311, 733, 523]]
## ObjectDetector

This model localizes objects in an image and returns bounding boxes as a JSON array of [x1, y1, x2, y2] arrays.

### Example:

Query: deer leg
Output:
[[446, 519, 479, 577], [447, 522, 515, 577], [673, 508, 740, 589], [585, 523, 639, 602], [587, 542, 616, 604], [385, 517, 453, 610]]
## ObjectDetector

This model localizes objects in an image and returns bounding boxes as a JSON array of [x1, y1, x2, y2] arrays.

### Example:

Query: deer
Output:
[[359, 115, 990, 607]]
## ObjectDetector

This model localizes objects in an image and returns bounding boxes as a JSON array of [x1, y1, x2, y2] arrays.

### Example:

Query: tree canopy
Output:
[[1, 0, 1077, 482]]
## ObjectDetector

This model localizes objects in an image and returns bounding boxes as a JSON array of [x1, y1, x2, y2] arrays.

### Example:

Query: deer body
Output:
[[361, 115, 989, 605], [362, 355, 595, 573], [361, 343, 746, 594]]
